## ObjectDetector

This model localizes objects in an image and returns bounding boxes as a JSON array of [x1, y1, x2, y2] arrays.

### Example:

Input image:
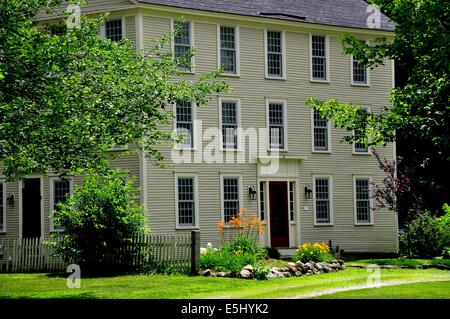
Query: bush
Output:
[[52, 169, 148, 273], [265, 247, 281, 260], [292, 242, 335, 263], [221, 236, 267, 260], [400, 211, 450, 258], [252, 263, 270, 280]]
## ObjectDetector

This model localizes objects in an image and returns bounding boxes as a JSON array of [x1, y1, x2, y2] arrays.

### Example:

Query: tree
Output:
[[0, 0, 229, 180], [52, 169, 148, 272], [307, 0, 450, 218]]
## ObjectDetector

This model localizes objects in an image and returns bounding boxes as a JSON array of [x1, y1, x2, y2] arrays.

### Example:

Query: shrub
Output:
[[292, 242, 334, 263], [221, 236, 267, 260], [443, 247, 450, 259], [252, 263, 270, 280], [200, 250, 260, 275], [400, 212, 450, 258], [52, 169, 148, 273], [265, 247, 281, 260]]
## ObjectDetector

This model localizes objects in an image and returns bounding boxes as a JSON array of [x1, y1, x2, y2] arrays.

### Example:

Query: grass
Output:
[[0, 268, 449, 299], [347, 258, 450, 268], [315, 281, 450, 299]]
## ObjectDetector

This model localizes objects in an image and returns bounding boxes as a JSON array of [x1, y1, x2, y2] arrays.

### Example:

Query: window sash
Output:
[[311, 35, 327, 80], [259, 181, 265, 221], [289, 182, 295, 222], [176, 102, 194, 147], [0, 182, 4, 232], [174, 21, 192, 70], [52, 179, 71, 231], [315, 178, 330, 223], [220, 26, 237, 74], [268, 103, 285, 149], [223, 177, 239, 223], [354, 109, 369, 152], [105, 18, 123, 42], [221, 101, 238, 149], [313, 111, 329, 151], [356, 178, 371, 223], [267, 31, 283, 77], [177, 177, 196, 226]]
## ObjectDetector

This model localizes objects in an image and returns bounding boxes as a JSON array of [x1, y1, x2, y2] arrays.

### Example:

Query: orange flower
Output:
[[217, 220, 224, 234]]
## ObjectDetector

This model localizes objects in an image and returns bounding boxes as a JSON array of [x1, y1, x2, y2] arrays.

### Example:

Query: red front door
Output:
[[269, 181, 289, 247]]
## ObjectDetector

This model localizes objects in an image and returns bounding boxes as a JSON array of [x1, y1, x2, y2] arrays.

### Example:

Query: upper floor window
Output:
[[313, 110, 330, 152], [353, 108, 370, 154], [220, 100, 239, 149], [311, 35, 328, 81], [219, 26, 238, 75], [174, 21, 192, 70], [314, 177, 332, 224], [267, 101, 286, 150], [222, 176, 240, 223], [355, 177, 372, 224], [352, 41, 369, 85], [266, 30, 284, 78], [176, 176, 197, 227], [0, 181, 5, 232], [51, 178, 73, 231], [105, 18, 123, 42], [176, 101, 194, 148]]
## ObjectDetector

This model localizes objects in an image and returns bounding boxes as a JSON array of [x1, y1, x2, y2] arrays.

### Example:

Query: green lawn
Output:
[[1, 268, 449, 299], [316, 281, 450, 299], [347, 258, 450, 268]]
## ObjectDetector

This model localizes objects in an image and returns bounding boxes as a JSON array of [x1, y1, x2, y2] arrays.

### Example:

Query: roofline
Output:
[[36, 2, 395, 36]]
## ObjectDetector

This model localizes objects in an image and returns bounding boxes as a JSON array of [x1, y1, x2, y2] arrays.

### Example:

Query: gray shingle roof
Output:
[[137, 0, 395, 31]]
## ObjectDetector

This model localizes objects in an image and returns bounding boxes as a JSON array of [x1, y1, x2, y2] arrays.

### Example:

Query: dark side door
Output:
[[22, 178, 41, 238], [269, 181, 289, 247]]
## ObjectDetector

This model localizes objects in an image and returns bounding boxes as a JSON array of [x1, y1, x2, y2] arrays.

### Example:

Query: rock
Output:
[[304, 262, 313, 271], [270, 267, 281, 274], [266, 273, 277, 279], [243, 264, 253, 272], [322, 265, 332, 273], [283, 272, 292, 277], [306, 270, 313, 275], [202, 269, 212, 276], [294, 271, 302, 276], [331, 263, 340, 269], [216, 272, 226, 277], [287, 262, 296, 267], [288, 265, 297, 273], [295, 261, 305, 268], [240, 269, 253, 279], [281, 267, 290, 272], [337, 259, 345, 266], [315, 263, 323, 271], [312, 268, 319, 275]]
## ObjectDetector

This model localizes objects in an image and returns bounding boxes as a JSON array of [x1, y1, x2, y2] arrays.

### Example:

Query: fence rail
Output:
[[0, 231, 200, 274]]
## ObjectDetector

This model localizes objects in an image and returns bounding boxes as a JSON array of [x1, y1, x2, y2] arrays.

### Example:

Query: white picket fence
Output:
[[0, 237, 66, 273]]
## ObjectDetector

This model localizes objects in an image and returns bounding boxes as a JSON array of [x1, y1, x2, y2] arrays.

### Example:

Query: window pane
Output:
[[356, 178, 371, 223], [176, 101, 193, 147], [174, 21, 192, 70], [313, 111, 329, 151], [220, 26, 236, 74], [267, 31, 283, 76], [222, 101, 238, 149], [178, 177, 195, 226], [53, 179, 71, 230], [354, 109, 369, 152], [352, 42, 368, 84], [315, 178, 330, 223], [223, 178, 239, 222], [259, 181, 265, 221], [269, 103, 285, 149], [105, 19, 123, 42], [289, 182, 295, 222], [311, 35, 327, 80]]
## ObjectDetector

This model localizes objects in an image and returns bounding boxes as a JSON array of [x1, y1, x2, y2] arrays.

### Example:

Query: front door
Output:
[[269, 181, 289, 247], [22, 178, 41, 238]]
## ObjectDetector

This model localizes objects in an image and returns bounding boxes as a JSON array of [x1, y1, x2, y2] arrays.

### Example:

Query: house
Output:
[[0, 0, 398, 253]]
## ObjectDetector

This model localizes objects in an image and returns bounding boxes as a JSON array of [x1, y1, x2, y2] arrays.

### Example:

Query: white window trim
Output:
[[49, 177, 73, 232], [101, 16, 126, 41], [266, 99, 288, 151], [218, 97, 242, 151], [220, 174, 243, 223], [288, 181, 297, 224], [352, 105, 372, 155], [351, 40, 370, 87], [311, 108, 332, 153], [171, 19, 195, 74], [353, 176, 374, 226], [313, 175, 334, 226], [264, 29, 286, 80], [0, 179, 6, 233], [217, 25, 240, 77], [309, 34, 330, 83], [174, 173, 199, 229], [173, 102, 197, 151], [257, 180, 267, 225]]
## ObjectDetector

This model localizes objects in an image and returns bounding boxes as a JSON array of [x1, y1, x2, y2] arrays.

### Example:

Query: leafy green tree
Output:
[[52, 169, 148, 271], [0, 0, 228, 180], [307, 0, 450, 217]]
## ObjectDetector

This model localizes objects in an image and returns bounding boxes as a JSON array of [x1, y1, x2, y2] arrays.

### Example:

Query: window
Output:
[[355, 177, 372, 224], [176, 101, 194, 148], [105, 18, 123, 42], [176, 177, 196, 227], [268, 101, 286, 149], [174, 21, 192, 70], [289, 182, 295, 222], [259, 181, 266, 221], [314, 177, 332, 224], [313, 111, 330, 151], [221, 100, 239, 149], [219, 26, 237, 75], [352, 41, 369, 85], [311, 35, 328, 81], [0, 181, 4, 232], [354, 109, 369, 153], [51, 178, 72, 231], [222, 177, 240, 223], [49, 24, 66, 37], [266, 30, 284, 77]]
